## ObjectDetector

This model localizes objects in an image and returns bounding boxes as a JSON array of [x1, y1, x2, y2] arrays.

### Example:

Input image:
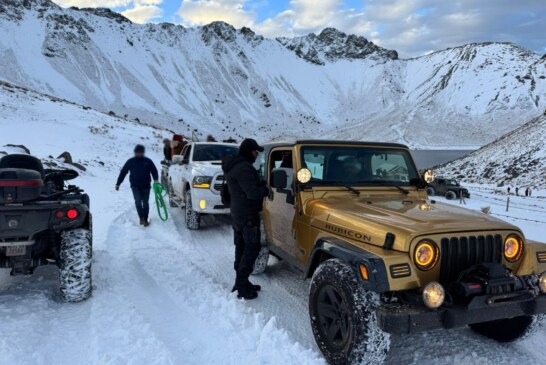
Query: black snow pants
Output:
[[131, 186, 151, 220], [232, 214, 261, 282]]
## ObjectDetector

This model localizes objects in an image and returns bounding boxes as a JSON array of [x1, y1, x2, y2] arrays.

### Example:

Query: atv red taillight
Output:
[[66, 209, 79, 220], [56, 210, 65, 218]]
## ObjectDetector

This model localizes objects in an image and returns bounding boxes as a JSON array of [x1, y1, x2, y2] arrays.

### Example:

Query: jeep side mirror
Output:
[[172, 155, 184, 165], [271, 169, 287, 189]]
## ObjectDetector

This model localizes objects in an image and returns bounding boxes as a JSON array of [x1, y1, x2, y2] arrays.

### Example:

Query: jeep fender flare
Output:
[[305, 238, 390, 293]]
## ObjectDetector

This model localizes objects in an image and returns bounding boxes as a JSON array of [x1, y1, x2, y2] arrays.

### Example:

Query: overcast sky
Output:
[[52, 0, 546, 58]]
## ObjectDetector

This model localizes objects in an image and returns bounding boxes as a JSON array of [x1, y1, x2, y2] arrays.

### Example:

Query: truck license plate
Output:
[[6, 245, 26, 256]]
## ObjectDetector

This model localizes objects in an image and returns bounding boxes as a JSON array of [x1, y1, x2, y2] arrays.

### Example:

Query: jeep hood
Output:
[[308, 196, 519, 252]]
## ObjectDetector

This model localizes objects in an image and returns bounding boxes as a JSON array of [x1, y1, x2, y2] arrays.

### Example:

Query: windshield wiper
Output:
[[358, 180, 410, 195], [314, 180, 361, 196]]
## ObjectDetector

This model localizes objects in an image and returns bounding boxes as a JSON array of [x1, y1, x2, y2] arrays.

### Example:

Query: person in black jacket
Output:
[[116, 145, 159, 227], [222, 139, 269, 300], [163, 138, 172, 162]]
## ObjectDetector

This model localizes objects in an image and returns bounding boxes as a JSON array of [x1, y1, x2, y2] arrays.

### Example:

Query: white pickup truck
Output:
[[166, 142, 238, 230]]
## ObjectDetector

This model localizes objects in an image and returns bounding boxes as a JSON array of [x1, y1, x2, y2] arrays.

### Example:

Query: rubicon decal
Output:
[[324, 223, 372, 242]]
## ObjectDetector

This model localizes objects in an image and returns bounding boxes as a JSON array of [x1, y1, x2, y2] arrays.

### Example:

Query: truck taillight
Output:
[[66, 209, 78, 220], [56, 210, 65, 218]]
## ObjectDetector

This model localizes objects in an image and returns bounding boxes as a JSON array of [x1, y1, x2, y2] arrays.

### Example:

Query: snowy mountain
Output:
[[436, 113, 546, 186], [1, 0, 546, 147]]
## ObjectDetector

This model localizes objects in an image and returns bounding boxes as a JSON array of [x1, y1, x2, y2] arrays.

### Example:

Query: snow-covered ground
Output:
[[1, 85, 546, 365]]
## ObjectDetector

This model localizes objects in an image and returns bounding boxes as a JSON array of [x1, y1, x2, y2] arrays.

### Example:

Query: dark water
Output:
[[411, 150, 474, 170]]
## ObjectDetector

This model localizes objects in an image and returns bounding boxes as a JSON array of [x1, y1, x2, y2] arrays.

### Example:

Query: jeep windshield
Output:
[[300, 146, 419, 187], [193, 144, 238, 162]]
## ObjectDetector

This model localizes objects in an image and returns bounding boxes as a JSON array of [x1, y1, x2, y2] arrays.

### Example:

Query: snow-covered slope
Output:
[[436, 113, 546, 185], [1, 0, 546, 147]]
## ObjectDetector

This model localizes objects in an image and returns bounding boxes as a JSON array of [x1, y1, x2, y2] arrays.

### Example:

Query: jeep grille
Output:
[[439, 234, 502, 284]]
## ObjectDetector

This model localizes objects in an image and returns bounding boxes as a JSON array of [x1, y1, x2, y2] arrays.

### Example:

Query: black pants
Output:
[[232, 214, 261, 281], [131, 186, 150, 220]]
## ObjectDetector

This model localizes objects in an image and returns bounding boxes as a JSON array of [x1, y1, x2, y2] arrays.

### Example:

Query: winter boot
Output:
[[139, 218, 145, 225], [143, 220, 150, 227], [237, 286, 258, 300], [246, 279, 261, 292]]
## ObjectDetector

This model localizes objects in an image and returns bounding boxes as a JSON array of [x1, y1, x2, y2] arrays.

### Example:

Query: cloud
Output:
[[122, 4, 163, 23], [178, 0, 254, 28]]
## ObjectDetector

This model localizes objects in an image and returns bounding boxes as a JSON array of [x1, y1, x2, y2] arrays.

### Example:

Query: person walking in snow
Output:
[[507, 187, 511, 195], [222, 139, 269, 300], [115, 144, 159, 227], [515, 187, 519, 196]]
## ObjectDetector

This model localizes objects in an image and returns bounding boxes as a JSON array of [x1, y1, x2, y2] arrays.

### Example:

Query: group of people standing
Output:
[[116, 137, 268, 300], [507, 186, 533, 197]]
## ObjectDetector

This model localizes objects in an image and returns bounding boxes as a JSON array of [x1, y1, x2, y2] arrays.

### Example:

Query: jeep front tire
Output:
[[445, 190, 457, 200], [425, 186, 435, 196], [309, 259, 389, 365], [59, 228, 92, 302]]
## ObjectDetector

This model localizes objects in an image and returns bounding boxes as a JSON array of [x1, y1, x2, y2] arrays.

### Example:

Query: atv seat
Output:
[[0, 154, 45, 179]]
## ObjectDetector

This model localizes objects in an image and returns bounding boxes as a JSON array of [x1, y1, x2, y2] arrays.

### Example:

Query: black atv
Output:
[[0, 154, 92, 302]]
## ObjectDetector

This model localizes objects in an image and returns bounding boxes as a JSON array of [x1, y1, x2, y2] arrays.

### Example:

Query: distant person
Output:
[[116, 145, 159, 227], [507, 187, 511, 195], [525, 187, 529, 197], [515, 187, 519, 196], [222, 139, 269, 300], [206, 134, 217, 142], [163, 138, 172, 161]]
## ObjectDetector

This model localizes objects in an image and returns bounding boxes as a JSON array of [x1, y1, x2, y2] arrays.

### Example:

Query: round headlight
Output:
[[538, 273, 546, 294], [414, 240, 439, 271], [422, 281, 445, 309], [504, 234, 523, 262], [296, 168, 312, 184]]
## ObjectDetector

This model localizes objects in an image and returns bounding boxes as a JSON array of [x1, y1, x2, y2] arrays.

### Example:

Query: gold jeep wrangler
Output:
[[252, 140, 546, 365]]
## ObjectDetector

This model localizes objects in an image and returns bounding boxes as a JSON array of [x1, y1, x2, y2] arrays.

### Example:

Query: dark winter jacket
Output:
[[222, 155, 268, 219], [116, 157, 159, 189], [163, 145, 172, 161]]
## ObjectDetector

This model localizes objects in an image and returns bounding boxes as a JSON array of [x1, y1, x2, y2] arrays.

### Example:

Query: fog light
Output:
[[539, 273, 546, 294], [199, 200, 206, 210], [422, 281, 445, 309]]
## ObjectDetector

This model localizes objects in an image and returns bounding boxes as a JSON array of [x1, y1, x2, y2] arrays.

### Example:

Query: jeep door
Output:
[[263, 148, 298, 257]]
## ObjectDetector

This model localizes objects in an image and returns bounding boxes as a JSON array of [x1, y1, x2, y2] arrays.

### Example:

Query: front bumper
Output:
[[377, 292, 546, 334], [191, 188, 230, 215]]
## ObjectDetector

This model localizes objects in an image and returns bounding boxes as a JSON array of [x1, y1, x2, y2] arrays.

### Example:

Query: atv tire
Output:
[[445, 191, 457, 200], [309, 259, 389, 365], [185, 190, 201, 230], [470, 314, 546, 343], [425, 187, 435, 196], [252, 247, 269, 275], [59, 228, 92, 302]]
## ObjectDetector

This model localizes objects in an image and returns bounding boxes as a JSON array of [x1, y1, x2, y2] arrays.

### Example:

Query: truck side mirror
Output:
[[271, 169, 287, 189], [172, 155, 184, 165]]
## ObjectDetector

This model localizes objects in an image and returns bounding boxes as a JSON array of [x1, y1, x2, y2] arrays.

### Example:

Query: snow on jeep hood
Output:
[[309, 195, 520, 252]]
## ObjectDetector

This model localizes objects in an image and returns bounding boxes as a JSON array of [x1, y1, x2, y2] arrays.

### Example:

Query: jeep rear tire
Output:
[[425, 187, 435, 196], [185, 190, 201, 230], [445, 191, 457, 200], [309, 259, 389, 365], [470, 314, 546, 342], [59, 228, 92, 302], [252, 247, 269, 274]]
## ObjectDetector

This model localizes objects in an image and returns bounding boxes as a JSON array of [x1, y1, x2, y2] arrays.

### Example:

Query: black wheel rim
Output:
[[316, 284, 350, 349]]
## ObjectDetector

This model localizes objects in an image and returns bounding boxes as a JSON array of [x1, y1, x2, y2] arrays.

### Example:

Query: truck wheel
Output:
[[309, 259, 389, 365], [445, 191, 456, 200], [470, 314, 546, 342], [425, 187, 435, 196], [185, 190, 201, 230], [252, 247, 269, 274], [59, 228, 92, 302]]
